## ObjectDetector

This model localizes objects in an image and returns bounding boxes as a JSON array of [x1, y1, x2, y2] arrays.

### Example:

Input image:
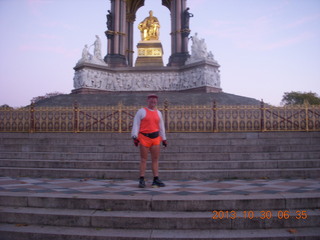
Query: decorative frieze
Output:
[[73, 61, 221, 92], [138, 48, 163, 57]]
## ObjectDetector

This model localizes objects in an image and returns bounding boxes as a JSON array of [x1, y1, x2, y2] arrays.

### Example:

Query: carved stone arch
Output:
[[125, 0, 144, 67], [126, 0, 144, 21], [126, 0, 171, 18], [105, 0, 189, 67], [161, 0, 171, 10]]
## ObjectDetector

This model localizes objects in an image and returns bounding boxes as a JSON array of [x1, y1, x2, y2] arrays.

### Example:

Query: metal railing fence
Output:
[[1, 101, 319, 133]]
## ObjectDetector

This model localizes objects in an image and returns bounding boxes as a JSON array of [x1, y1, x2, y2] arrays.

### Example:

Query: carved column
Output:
[[104, 0, 127, 67], [126, 13, 136, 67], [120, 0, 126, 57], [167, 0, 190, 67], [181, 0, 190, 53], [175, 0, 182, 54]]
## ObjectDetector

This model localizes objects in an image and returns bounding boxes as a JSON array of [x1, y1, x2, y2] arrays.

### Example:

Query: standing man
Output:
[[131, 94, 167, 188]]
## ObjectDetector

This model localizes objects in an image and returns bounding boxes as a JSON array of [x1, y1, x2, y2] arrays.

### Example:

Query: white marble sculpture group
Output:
[[74, 33, 221, 92], [77, 35, 106, 65], [186, 33, 218, 64]]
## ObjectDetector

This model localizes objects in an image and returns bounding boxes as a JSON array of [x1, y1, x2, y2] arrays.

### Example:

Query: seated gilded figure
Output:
[[138, 10, 160, 41]]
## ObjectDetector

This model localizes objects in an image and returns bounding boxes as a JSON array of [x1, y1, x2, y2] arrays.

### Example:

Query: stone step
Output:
[[1, 131, 319, 141], [1, 224, 319, 240], [1, 144, 319, 153], [1, 206, 319, 230], [1, 159, 319, 170], [1, 192, 319, 214], [1, 191, 319, 239], [1, 167, 319, 179], [1, 151, 319, 161], [1, 131, 319, 139], [1, 129, 319, 239], [1, 136, 319, 146], [1, 184, 318, 239]]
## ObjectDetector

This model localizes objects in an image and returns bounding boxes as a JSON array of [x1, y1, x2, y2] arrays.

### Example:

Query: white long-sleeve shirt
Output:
[[131, 108, 166, 140]]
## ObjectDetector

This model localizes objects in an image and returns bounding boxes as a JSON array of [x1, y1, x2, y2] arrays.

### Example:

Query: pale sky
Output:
[[0, 0, 319, 107]]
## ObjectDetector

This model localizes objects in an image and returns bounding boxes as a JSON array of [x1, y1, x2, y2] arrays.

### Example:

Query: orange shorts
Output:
[[138, 133, 161, 148]]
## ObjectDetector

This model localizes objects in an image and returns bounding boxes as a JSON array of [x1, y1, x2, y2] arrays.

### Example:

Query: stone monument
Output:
[[72, 0, 222, 94]]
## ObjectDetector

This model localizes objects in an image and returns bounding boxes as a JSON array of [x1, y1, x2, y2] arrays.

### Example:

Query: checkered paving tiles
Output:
[[0, 177, 319, 196]]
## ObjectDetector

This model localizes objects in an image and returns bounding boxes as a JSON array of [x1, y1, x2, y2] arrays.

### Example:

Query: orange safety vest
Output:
[[139, 108, 160, 133]]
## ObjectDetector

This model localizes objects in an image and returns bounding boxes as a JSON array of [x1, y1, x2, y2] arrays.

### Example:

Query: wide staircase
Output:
[[0, 132, 320, 179], [0, 132, 319, 239]]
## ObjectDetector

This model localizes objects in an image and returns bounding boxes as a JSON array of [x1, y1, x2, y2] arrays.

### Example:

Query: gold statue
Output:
[[138, 10, 160, 41]]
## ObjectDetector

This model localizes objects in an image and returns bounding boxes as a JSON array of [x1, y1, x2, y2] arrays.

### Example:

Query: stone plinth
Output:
[[135, 40, 164, 67], [73, 60, 221, 93]]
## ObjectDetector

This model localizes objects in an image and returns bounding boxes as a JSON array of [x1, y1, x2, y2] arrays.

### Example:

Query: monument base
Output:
[[167, 52, 190, 67], [135, 40, 164, 67], [71, 86, 221, 95], [104, 54, 127, 67], [73, 60, 221, 93]]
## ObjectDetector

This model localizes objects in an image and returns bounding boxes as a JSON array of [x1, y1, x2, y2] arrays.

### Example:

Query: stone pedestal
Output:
[[135, 40, 164, 67], [73, 60, 221, 93], [104, 54, 127, 67], [167, 52, 190, 67]]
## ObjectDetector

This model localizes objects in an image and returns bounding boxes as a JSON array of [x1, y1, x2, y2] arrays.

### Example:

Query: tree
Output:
[[0, 104, 13, 109], [281, 91, 320, 106], [31, 92, 64, 104]]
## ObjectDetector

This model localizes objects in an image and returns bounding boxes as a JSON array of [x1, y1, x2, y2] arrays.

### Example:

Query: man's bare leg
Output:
[[150, 144, 165, 187], [150, 144, 160, 177], [139, 145, 149, 177]]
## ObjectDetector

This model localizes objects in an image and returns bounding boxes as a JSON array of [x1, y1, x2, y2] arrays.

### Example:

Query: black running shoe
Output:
[[139, 178, 146, 188], [152, 178, 165, 188]]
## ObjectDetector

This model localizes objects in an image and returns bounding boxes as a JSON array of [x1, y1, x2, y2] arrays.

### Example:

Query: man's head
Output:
[[147, 94, 158, 109], [149, 10, 153, 16]]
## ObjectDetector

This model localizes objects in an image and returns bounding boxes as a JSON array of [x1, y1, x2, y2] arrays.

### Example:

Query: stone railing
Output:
[[1, 102, 319, 133]]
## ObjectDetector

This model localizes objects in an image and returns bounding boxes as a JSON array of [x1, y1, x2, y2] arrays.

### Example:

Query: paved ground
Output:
[[1, 177, 319, 197]]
